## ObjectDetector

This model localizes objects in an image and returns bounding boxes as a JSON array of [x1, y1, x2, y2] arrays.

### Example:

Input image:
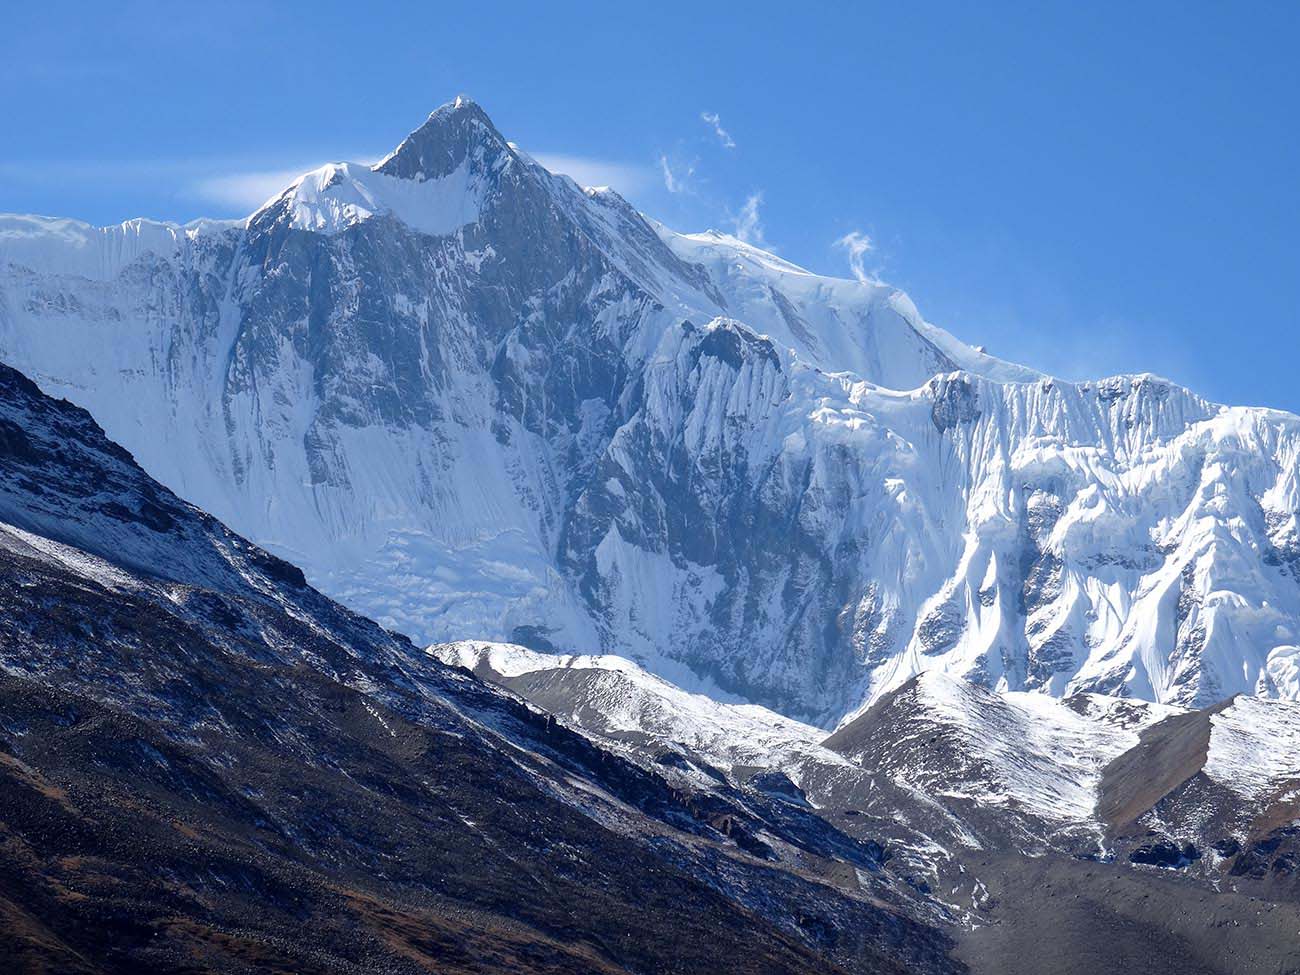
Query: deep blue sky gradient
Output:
[[3, 1, 1297, 410]]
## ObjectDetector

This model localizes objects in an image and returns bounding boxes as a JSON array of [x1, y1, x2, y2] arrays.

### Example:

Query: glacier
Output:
[[3, 95, 1300, 724]]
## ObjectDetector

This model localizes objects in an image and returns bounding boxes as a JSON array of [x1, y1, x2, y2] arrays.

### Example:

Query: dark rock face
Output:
[[1228, 827, 1300, 885], [1128, 840, 1200, 868], [748, 768, 812, 806], [928, 374, 980, 431], [0, 361, 245, 591], [1094, 707, 1220, 831], [374, 96, 504, 182]]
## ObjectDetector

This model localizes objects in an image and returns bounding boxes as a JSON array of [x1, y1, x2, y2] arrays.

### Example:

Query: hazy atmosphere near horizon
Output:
[[5, 5, 1300, 974], [4, 1, 1298, 411]]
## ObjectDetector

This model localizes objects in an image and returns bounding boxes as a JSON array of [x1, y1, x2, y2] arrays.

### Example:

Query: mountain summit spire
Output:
[[372, 95, 508, 182]]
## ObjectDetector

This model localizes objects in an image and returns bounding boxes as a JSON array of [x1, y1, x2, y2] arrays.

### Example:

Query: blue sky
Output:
[[4, 1, 1298, 411]]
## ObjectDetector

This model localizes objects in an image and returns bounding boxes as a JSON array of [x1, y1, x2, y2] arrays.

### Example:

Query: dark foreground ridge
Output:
[[0, 356, 960, 973]]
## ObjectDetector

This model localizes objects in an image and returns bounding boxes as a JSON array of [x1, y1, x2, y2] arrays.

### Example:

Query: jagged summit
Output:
[[372, 94, 509, 182], [246, 98, 522, 236]]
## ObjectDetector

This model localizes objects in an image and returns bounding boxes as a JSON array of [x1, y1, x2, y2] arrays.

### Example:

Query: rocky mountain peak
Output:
[[372, 94, 510, 182]]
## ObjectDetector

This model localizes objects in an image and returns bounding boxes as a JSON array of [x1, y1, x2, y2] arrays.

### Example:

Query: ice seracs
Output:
[[0, 213, 236, 280]]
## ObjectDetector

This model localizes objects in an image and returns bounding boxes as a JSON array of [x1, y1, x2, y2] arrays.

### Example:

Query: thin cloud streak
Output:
[[657, 154, 697, 194], [659, 155, 680, 193], [835, 230, 879, 283], [700, 111, 736, 149], [733, 192, 766, 245], [531, 153, 654, 194], [0, 154, 375, 216], [2, 149, 654, 217], [192, 167, 315, 210], [193, 155, 383, 211]]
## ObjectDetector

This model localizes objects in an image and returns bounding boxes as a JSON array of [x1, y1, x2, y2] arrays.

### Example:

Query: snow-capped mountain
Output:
[[4, 96, 1300, 723]]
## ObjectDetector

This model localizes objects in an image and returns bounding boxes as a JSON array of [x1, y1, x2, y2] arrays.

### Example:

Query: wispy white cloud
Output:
[[657, 154, 698, 194], [0, 154, 374, 216], [198, 152, 651, 211], [733, 192, 766, 246], [531, 153, 654, 194], [4, 147, 654, 218], [192, 167, 314, 210], [659, 155, 681, 193], [191, 153, 382, 211], [700, 111, 736, 149], [834, 230, 879, 283]]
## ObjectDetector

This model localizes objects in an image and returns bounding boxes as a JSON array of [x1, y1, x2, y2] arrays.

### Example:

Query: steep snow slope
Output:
[[0, 214, 239, 280], [4, 96, 1300, 722]]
